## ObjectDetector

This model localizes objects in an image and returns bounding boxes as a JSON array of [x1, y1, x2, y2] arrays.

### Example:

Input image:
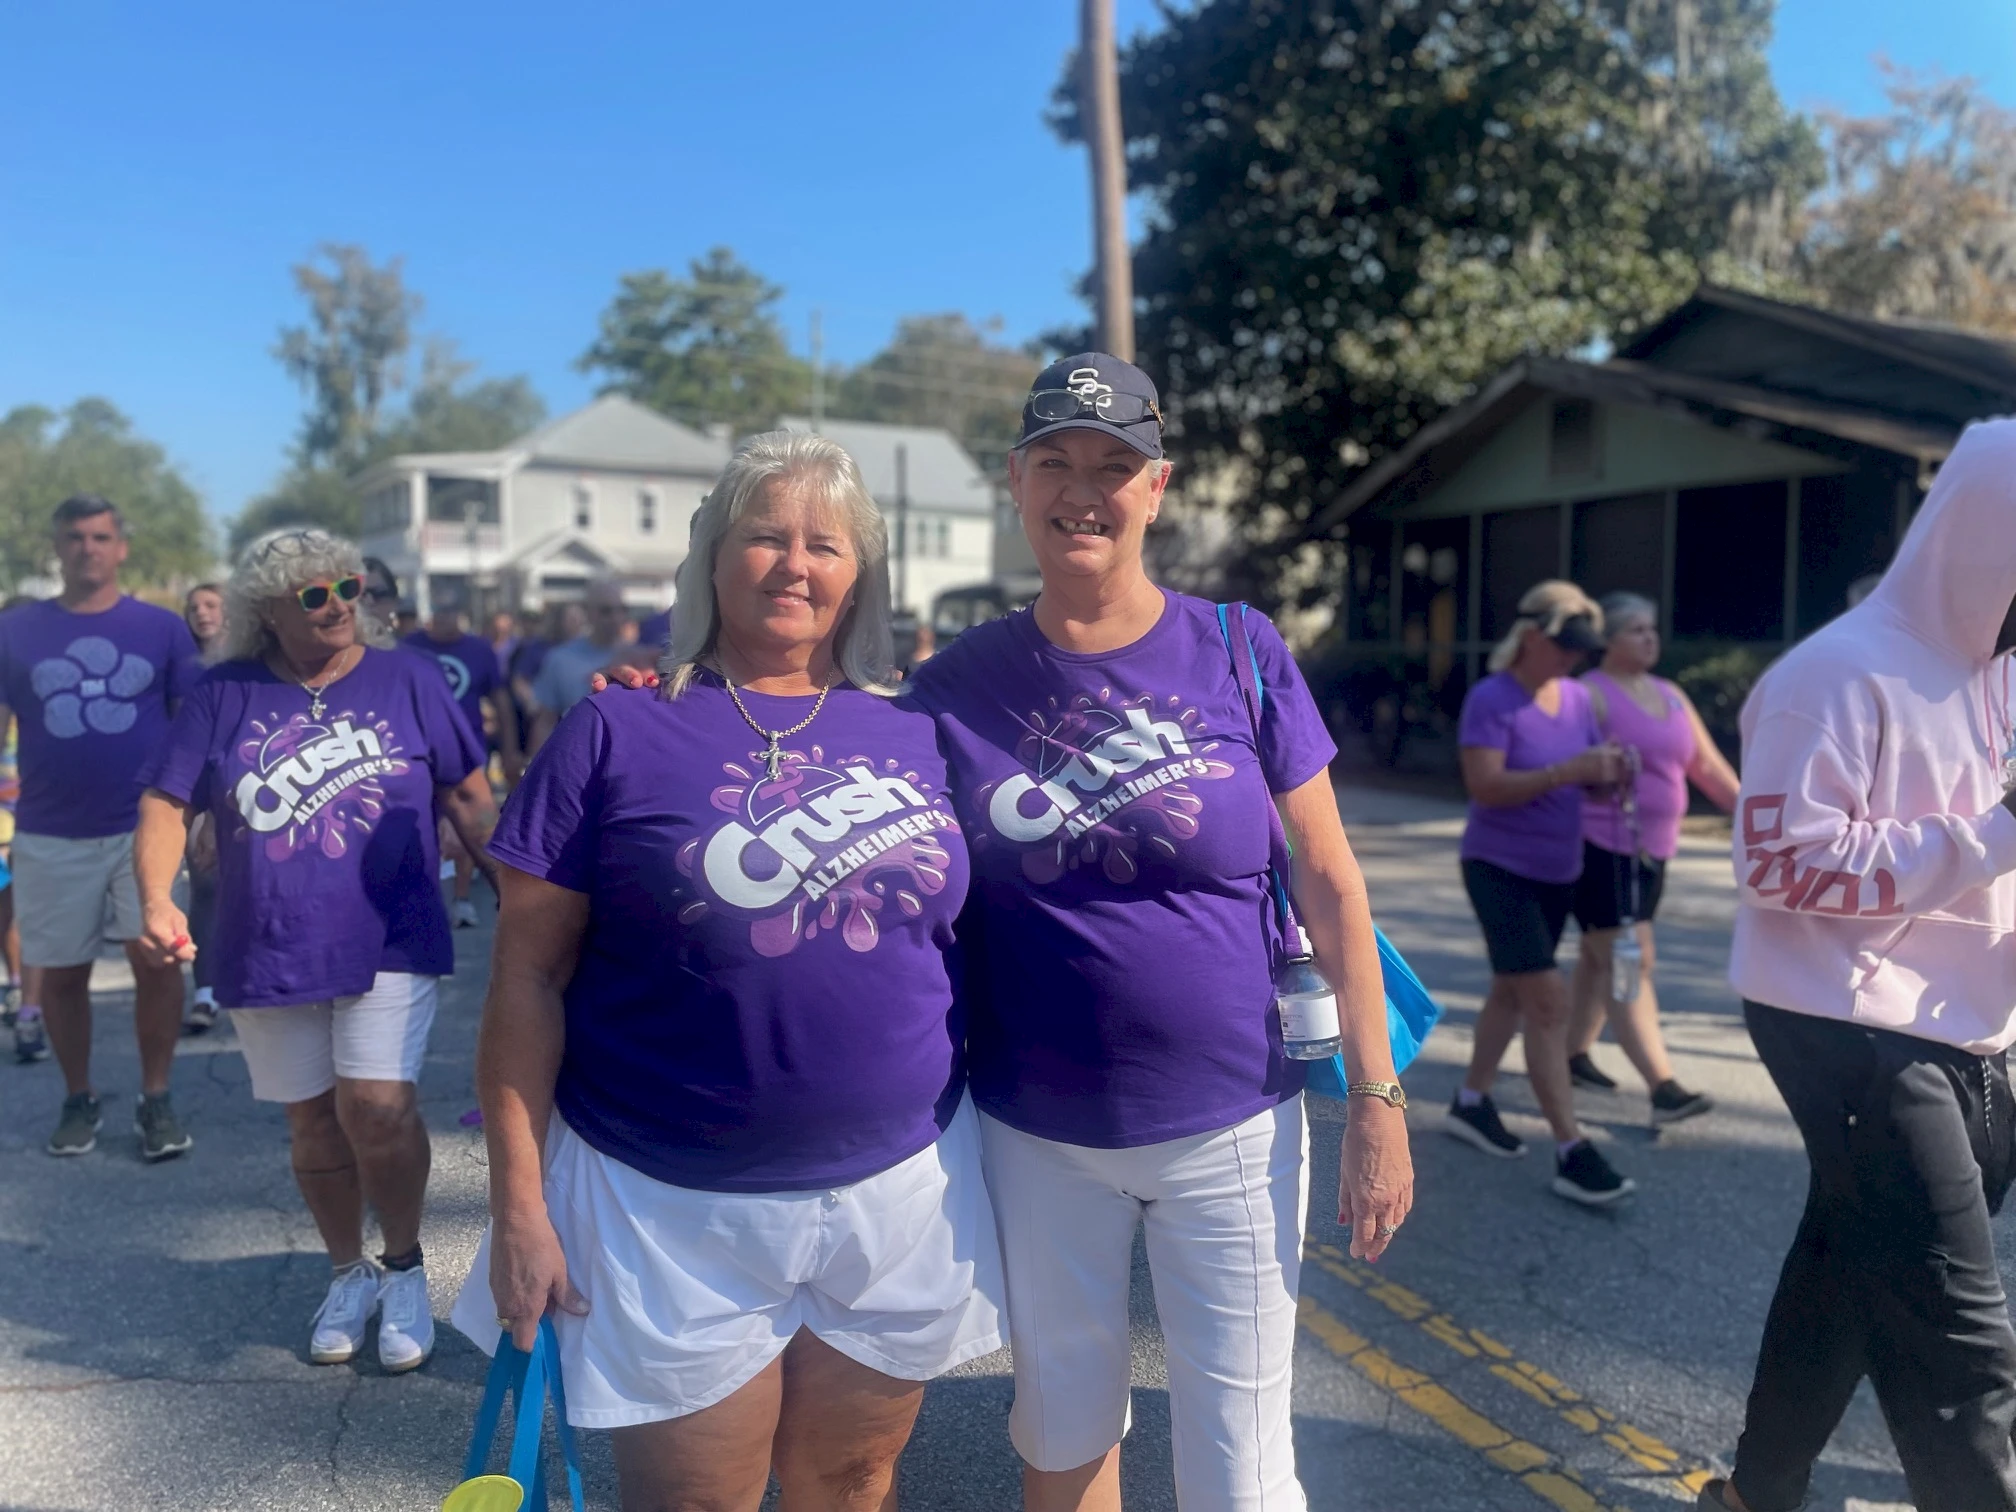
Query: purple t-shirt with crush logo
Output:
[[138, 648, 483, 1008], [0, 597, 201, 838], [403, 631, 501, 740], [488, 677, 972, 1193], [1458, 672, 1601, 884], [907, 592, 1338, 1149]]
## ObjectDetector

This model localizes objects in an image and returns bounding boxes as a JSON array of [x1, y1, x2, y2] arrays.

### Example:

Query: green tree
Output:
[[831, 314, 1042, 471], [578, 248, 811, 437], [1799, 65, 2016, 336], [0, 400, 213, 590], [275, 243, 421, 468], [1062, 0, 1820, 606]]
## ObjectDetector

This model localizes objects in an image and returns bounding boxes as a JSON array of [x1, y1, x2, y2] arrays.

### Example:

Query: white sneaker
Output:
[[310, 1260, 382, 1364], [453, 899, 479, 929], [376, 1264, 435, 1374]]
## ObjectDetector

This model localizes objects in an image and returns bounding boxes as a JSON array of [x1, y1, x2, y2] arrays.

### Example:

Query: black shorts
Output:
[[1462, 859, 1575, 976], [1571, 841, 1667, 932]]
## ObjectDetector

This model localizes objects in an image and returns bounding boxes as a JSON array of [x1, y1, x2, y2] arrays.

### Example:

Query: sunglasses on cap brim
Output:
[[294, 575, 365, 612], [1026, 389, 1165, 427]]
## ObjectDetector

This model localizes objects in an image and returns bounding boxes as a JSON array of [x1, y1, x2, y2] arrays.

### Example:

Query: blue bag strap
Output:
[[460, 1320, 585, 1512], [541, 1317, 588, 1512], [462, 1333, 526, 1482], [507, 1325, 551, 1510], [1216, 603, 1294, 936]]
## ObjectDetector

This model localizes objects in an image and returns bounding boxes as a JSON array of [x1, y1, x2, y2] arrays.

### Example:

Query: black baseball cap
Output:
[[1550, 614, 1606, 655], [1016, 352, 1164, 459]]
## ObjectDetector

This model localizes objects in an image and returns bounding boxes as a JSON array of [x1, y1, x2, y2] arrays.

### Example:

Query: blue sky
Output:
[[1, 0, 2010, 523]]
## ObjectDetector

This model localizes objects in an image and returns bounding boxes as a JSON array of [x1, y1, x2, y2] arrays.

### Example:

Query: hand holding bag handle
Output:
[[445, 1316, 585, 1512], [1214, 602, 1442, 1095]]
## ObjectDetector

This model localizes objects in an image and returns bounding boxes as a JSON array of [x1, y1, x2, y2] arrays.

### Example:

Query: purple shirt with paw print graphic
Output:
[[907, 591, 1338, 1149], [0, 597, 202, 838], [488, 675, 972, 1192]]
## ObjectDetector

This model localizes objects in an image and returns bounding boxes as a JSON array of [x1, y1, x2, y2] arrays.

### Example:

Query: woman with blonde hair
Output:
[[1567, 591, 1739, 1123], [134, 528, 497, 1370], [1444, 580, 1632, 1205], [455, 431, 1001, 1509]]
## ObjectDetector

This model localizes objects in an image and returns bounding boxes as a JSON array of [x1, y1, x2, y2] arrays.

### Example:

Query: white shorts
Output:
[[452, 1099, 1006, 1428], [981, 1097, 1310, 1509], [228, 973, 440, 1104], [13, 831, 144, 968]]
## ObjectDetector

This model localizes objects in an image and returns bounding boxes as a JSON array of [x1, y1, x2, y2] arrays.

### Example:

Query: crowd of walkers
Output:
[[7, 357, 2016, 1512]]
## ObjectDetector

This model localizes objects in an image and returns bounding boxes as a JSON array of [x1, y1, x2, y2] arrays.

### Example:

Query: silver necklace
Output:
[[283, 646, 353, 722], [722, 667, 832, 781]]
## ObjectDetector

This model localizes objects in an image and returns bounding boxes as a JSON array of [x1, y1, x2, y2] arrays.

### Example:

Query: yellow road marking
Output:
[[1297, 1295, 1621, 1512], [1305, 1241, 1718, 1498]]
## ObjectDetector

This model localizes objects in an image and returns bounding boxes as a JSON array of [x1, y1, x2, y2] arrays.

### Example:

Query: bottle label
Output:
[[1279, 989, 1340, 1044]]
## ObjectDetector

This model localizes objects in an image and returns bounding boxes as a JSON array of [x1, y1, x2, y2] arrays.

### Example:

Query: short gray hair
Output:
[[1599, 592, 1659, 636], [661, 431, 896, 698], [220, 527, 391, 664]]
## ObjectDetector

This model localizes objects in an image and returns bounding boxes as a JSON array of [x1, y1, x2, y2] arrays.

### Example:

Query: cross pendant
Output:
[[764, 739, 784, 782]]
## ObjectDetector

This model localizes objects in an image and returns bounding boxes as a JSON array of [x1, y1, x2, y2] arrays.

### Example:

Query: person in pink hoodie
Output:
[[1699, 419, 2016, 1512]]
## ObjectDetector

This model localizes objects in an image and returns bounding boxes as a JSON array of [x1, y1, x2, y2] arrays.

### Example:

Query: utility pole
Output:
[[810, 309, 825, 432], [895, 443, 910, 615], [1081, 0, 1134, 360]]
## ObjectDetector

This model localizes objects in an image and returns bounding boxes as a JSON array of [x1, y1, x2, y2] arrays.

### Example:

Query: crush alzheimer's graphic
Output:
[[233, 709, 409, 859], [683, 743, 957, 957], [982, 690, 1235, 884]]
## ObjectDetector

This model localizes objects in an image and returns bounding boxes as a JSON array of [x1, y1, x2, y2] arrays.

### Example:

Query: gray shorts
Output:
[[13, 831, 144, 968]]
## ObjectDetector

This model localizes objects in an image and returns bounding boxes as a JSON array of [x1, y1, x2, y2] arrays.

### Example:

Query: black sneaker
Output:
[[1552, 1140, 1636, 1206], [182, 999, 218, 1037], [14, 1014, 50, 1063], [47, 1092, 102, 1156], [135, 1093, 193, 1162], [1442, 1093, 1527, 1158], [1568, 1052, 1618, 1091], [1651, 1080, 1714, 1126]]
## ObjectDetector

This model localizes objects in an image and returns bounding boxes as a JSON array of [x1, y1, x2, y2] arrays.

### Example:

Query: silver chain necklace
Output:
[[281, 646, 354, 722], [722, 667, 833, 781]]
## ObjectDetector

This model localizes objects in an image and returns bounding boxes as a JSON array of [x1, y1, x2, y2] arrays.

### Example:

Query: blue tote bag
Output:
[[1215, 602, 1442, 1096], [444, 1317, 585, 1512]]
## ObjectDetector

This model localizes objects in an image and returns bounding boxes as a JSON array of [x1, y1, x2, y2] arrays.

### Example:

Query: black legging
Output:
[[1733, 1001, 2016, 1512]]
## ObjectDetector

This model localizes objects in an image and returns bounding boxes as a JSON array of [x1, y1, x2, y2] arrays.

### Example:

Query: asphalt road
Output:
[[0, 785, 1958, 1510]]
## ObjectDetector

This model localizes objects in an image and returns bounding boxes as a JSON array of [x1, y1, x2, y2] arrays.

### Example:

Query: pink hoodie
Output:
[[1730, 418, 2016, 1053]]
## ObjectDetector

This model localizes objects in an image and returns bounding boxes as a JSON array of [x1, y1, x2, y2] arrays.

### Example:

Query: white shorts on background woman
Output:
[[981, 1095, 1310, 1511], [452, 1097, 1005, 1427]]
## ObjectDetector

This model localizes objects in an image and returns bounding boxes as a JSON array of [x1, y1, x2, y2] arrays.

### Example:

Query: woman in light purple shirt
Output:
[[1445, 580, 1630, 1207], [1566, 592, 1739, 1124]]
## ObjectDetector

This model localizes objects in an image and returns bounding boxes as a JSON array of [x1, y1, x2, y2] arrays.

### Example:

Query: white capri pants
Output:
[[229, 973, 440, 1104], [980, 1096, 1310, 1511], [453, 1098, 1005, 1427]]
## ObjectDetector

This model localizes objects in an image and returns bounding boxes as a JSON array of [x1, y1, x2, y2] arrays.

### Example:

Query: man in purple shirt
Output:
[[0, 495, 201, 1160], [403, 594, 510, 926]]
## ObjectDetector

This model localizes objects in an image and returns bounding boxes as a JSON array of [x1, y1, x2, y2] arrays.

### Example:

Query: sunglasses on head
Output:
[[294, 575, 364, 612], [1025, 388, 1165, 427]]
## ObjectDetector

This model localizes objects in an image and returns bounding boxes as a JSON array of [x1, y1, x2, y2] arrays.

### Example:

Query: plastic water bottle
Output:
[[1611, 923, 1643, 1006], [1277, 925, 1342, 1061]]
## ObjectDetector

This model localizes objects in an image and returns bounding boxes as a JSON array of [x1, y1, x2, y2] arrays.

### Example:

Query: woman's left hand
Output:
[[1339, 1101, 1413, 1262]]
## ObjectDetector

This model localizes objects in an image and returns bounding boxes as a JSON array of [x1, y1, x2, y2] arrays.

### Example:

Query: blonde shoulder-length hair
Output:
[[219, 527, 393, 665], [1486, 579, 1604, 673], [660, 430, 898, 698]]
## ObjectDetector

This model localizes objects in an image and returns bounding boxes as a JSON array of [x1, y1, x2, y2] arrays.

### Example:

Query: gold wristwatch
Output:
[[1345, 1080, 1407, 1109]]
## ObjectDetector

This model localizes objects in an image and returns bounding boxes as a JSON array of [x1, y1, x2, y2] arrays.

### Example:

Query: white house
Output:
[[354, 395, 730, 617], [778, 417, 998, 620]]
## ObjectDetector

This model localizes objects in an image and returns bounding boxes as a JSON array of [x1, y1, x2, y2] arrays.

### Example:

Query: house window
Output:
[[1548, 399, 1601, 480], [1673, 480, 1789, 641], [936, 520, 953, 557], [638, 489, 658, 535], [1481, 505, 1564, 641], [1570, 493, 1665, 606], [573, 484, 594, 531]]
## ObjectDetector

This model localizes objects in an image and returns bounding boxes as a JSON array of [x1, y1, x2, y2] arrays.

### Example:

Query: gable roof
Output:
[[518, 395, 729, 475], [1307, 355, 1955, 536], [778, 417, 995, 514], [1622, 285, 2016, 420]]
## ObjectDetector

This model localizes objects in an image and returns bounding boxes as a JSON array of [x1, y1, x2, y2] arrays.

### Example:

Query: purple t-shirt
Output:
[[489, 677, 972, 1193], [403, 631, 502, 741], [0, 597, 201, 838], [908, 592, 1338, 1149], [138, 648, 483, 1008], [1458, 672, 1600, 884]]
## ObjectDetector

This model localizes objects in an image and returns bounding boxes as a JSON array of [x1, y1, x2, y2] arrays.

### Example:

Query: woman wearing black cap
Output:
[[1442, 580, 1634, 1205]]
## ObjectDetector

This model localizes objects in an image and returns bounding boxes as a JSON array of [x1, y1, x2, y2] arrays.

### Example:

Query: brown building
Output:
[[1310, 286, 2016, 770]]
